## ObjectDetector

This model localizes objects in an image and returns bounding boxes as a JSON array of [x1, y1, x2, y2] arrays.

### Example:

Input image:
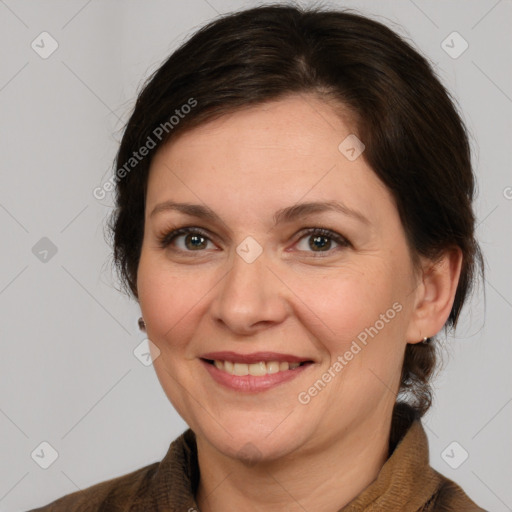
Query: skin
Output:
[[136, 94, 462, 512]]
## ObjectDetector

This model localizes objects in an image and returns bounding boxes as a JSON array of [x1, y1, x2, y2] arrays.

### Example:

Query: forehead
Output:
[[155, 95, 353, 164], [145, 95, 393, 226]]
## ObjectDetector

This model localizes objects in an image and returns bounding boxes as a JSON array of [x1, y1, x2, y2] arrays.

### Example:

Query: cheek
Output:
[[291, 265, 409, 399], [138, 238, 412, 359], [136, 253, 207, 353], [292, 269, 400, 343]]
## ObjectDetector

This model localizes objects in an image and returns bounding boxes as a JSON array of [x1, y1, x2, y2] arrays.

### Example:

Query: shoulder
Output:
[[28, 461, 160, 511], [428, 469, 488, 512], [28, 429, 198, 511]]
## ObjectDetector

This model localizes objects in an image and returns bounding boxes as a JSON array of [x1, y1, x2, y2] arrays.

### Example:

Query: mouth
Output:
[[200, 354, 314, 392], [201, 358, 313, 376]]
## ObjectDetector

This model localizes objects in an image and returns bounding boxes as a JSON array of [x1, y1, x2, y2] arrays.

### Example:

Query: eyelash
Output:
[[156, 226, 350, 256]]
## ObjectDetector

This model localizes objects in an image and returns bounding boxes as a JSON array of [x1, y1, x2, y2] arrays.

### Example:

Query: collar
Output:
[[340, 403, 441, 511], [152, 403, 443, 511]]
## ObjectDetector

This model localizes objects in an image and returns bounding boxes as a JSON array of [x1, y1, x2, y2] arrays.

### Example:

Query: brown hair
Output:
[[107, 4, 483, 418]]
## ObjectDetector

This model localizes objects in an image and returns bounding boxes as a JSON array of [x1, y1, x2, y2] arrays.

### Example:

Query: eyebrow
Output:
[[150, 200, 370, 226]]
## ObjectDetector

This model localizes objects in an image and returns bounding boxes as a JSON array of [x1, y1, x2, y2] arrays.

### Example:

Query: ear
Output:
[[405, 247, 463, 344]]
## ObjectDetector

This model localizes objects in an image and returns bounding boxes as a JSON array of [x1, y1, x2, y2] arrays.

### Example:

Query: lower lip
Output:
[[200, 359, 313, 392]]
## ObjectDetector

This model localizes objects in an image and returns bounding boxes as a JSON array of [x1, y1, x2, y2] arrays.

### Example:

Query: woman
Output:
[[32, 4, 486, 511]]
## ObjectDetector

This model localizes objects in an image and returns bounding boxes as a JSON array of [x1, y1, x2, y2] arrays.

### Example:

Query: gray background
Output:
[[0, 0, 510, 510]]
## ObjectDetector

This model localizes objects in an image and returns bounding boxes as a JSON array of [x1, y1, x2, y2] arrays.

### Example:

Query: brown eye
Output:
[[158, 227, 214, 251], [295, 228, 350, 255]]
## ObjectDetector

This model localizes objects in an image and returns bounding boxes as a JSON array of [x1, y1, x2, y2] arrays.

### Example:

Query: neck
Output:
[[195, 407, 394, 512]]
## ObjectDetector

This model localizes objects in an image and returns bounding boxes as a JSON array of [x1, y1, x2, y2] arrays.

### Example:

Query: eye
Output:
[[294, 228, 350, 256], [157, 227, 215, 251], [157, 226, 350, 256]]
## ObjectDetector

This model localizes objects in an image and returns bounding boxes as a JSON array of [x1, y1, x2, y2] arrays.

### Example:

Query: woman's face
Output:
[[137, 95, 422, 462]]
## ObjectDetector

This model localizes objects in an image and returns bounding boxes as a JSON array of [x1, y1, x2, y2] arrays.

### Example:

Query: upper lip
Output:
[[200, 351, 313, 364]]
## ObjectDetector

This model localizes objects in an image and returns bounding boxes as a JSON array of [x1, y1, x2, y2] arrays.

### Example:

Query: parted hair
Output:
[[108, 3, 483, 418]]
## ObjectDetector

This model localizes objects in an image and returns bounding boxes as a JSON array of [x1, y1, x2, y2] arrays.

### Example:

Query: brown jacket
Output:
[[29, 404, 486, 511]]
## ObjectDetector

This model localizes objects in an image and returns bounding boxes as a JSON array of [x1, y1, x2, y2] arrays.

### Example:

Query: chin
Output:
[[193, 413, 311, 464], [212, 432, 298, 464]]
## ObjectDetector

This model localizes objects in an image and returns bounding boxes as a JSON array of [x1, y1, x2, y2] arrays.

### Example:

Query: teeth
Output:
[[267, 361, 280, 374], [224, 360, 234, 374], [213, 360, 302, 376], [248, 361, 267, 376], [234, 362, 249, 376]]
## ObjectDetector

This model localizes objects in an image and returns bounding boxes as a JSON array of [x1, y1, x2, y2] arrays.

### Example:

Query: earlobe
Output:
[[406, 247, 463, 344]]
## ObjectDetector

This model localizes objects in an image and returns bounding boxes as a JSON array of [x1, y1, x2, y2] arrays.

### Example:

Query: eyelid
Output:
[[291, 227, 351, 254], [156, 225, 215, 249], [157, 225, 351, 254]]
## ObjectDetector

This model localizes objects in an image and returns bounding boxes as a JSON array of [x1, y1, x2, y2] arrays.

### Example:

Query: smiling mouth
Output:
[[202, 358, 312, 377]]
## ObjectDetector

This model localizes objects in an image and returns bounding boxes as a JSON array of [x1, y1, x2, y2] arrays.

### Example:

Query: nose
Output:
[[209, 247, 289, 335]]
